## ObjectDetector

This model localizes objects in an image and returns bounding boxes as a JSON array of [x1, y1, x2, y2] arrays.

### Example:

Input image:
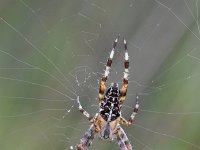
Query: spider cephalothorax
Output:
[[76, 36, 139, 150]]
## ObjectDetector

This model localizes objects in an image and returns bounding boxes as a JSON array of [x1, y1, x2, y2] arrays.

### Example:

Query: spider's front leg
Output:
[[116, 126, 132, 150], [120, 95, 139, 126], [77, 124, 98, 150], [99, 36, 119, 105], [119, 38, 129, 104]]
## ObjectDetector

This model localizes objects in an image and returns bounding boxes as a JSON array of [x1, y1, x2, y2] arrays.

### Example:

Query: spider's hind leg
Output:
[[119, 38, 129, 104], [99, 36, 119, 105]]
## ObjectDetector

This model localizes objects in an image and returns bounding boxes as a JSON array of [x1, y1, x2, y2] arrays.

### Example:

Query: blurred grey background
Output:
[[0, 0, 200, 150]]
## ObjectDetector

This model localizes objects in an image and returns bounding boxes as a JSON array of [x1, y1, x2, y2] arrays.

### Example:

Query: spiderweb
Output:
[[0, 0, 200, 149]]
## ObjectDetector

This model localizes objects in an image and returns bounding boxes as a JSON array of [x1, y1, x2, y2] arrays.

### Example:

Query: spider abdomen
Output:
[[100, 85, 121, 121]]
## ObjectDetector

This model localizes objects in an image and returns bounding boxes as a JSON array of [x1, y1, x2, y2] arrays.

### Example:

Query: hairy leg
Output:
[[77, 124, 97, 150], [77, 96, 93, 122], [99, 36, 119, 105], [116, 126, 132, 150], [120, 95, 139, 126], [119, 39, 129, 104]]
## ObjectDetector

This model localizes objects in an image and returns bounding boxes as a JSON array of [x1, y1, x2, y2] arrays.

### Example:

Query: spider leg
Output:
[[77, 124, 97, 150], [99, 36, 119, 105], [116, 126, 132, 150], [77, 96, 93, 122], [120, 95, 139, 126], [119, 38, 129, 104]]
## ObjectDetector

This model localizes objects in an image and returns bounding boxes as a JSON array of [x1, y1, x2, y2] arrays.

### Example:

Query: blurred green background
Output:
[[0, 0, 200, 150]]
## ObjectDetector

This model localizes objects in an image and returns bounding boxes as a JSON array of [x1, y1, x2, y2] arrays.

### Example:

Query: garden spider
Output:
[[76, 36, 139, 150]]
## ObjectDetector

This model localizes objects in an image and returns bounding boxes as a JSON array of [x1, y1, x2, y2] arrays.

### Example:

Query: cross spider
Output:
[[76, 36, 139, 150]]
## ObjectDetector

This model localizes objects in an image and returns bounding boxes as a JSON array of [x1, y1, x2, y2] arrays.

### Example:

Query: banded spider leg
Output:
[[99, 36, 119, 105]]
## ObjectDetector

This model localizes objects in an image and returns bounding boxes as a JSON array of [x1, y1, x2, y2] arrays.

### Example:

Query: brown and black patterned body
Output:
[[76, 37, 139, 150], [100, 83, 121, 121]]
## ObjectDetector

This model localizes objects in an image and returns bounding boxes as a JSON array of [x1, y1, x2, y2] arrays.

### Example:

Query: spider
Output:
[[76, 36, 139, 150]]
